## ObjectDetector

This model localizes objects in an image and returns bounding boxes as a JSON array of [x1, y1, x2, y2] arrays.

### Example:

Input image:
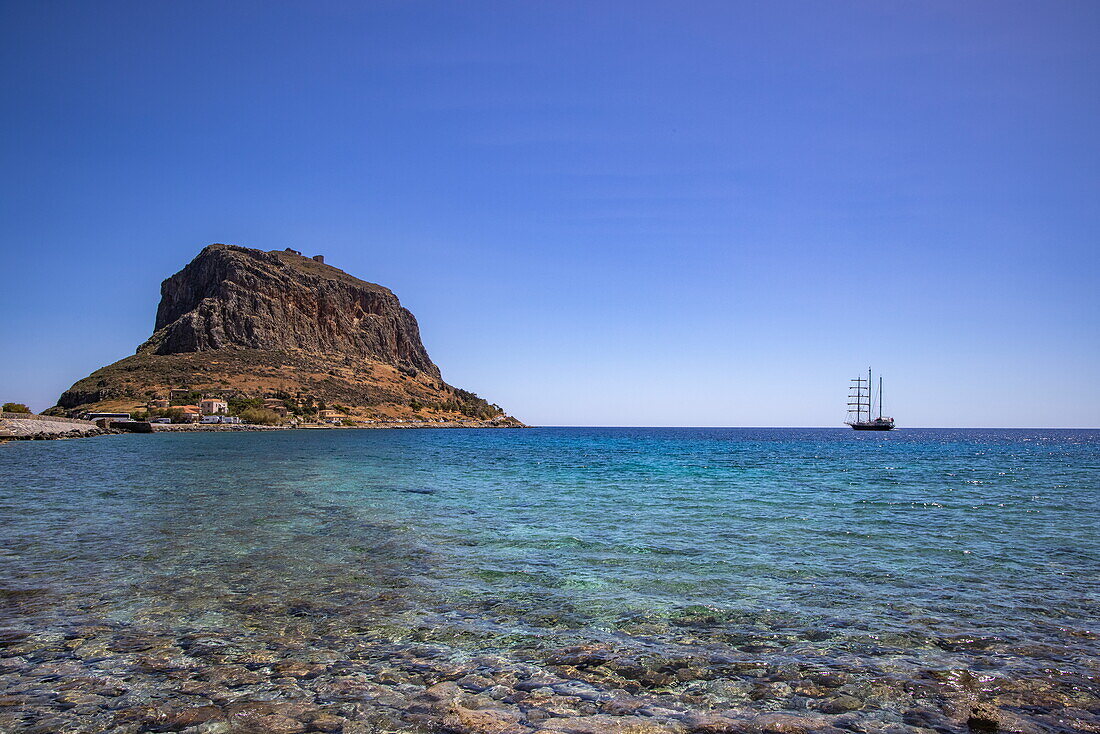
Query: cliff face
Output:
[[141, 245, 439, 378], [54, 245, 518, 425]]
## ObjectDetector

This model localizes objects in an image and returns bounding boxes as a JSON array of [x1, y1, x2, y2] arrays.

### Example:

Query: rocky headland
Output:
[[51, 244, 522, 426]]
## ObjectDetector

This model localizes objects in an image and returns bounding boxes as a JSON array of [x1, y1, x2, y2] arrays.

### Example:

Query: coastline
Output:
[[0, 413, 113, 441], [148, 420, 521, 432], [1, 413, 525, 441], [150, 419, 524, 432]]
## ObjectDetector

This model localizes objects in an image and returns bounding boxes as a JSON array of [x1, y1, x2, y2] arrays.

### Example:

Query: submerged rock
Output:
[[536, 714, 687, 733]]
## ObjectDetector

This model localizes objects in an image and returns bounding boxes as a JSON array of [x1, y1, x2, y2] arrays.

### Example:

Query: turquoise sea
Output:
[[1, 428, 1098, 733]]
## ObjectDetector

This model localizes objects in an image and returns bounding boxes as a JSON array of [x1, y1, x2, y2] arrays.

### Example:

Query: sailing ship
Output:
[[846, 368, 895, 430]]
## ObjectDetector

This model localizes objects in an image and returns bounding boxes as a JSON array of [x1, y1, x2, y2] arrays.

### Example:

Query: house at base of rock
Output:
[[318, 409, 348, 424], [199, 398, 228, 415], [176, 405, 203, 422], [263, 398, 289, 417]]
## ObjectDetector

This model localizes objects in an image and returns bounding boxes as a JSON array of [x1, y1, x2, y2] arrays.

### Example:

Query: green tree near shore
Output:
[[238, 407, 281, 425], [417, 389, 503, 420], [3, 403, 31, 413], [158, 407, 187, 423]]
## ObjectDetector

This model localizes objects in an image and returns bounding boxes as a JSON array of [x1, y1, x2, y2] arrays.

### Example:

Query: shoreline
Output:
[[1, 413, 525, 441], [0, 414, 112, 441], [146, 418, 524, 432], [148, 422, 521, 433]]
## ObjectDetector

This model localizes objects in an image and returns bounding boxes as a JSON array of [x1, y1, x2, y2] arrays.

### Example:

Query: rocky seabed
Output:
[[1, 612, 1096, 734]]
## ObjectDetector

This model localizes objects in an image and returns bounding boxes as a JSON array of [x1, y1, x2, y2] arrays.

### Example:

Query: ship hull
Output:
[[847, 422, 894, 431]]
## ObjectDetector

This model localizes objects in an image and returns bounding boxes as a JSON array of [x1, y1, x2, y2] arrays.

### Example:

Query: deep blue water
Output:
[[1, 427, 1098, 731]]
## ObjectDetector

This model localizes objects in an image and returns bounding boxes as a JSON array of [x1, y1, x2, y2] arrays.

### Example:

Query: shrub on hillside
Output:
[[3, 403, 31, 413], [227, 396, 264, 414], [170, 391, 203, 406]]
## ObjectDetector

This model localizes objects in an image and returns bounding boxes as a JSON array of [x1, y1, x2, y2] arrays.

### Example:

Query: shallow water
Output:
[[1, 428, 1098, 732]]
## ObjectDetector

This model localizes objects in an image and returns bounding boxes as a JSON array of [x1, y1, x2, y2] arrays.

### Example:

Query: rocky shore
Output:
[[295, 420, 524, 430], [0, 416, 524, 441], [149, 423, 288, 433], [140, 420, 521, 433], [0, 415, 114, 441]]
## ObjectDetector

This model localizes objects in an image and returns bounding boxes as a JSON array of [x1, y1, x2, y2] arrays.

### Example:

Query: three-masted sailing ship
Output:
[[846, 368, 895, 430]]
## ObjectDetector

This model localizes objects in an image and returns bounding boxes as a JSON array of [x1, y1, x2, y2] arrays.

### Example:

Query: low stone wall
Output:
[[151, 423, 287, 432], [1, 412, 96, 425], [111, 421, 154, 433]]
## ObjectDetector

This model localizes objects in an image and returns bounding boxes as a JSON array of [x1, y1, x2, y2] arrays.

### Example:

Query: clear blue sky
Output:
[[1, 1, 1097, 426]]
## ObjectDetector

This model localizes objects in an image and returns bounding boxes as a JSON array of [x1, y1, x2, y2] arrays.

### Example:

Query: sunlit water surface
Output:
[[1, 428, 1097, 732]]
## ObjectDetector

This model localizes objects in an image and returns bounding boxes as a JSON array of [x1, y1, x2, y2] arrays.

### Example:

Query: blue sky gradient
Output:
[[1, 1, 1097, 426]]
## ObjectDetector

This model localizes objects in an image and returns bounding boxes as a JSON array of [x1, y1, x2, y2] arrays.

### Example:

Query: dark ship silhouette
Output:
[[846, 368, 895, 431]]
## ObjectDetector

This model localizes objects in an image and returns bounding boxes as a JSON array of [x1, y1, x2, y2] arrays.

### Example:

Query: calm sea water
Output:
[[1, 428, 1098, 732]]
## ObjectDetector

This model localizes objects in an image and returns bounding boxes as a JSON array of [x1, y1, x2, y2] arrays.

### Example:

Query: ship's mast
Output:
[[848, 374, 869, 423], [879, 374, 883, 419]]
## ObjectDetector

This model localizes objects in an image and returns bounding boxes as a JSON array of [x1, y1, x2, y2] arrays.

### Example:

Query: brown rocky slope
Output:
[[52, 244, 521, 425]]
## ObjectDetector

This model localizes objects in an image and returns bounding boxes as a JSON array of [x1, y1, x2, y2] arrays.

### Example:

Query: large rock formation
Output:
[[53, 244, 520, 425], [142, 245, 439, 374]]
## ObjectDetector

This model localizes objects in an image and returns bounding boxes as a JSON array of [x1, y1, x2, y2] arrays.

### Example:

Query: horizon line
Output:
[[528, 425, 1100, 430]]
